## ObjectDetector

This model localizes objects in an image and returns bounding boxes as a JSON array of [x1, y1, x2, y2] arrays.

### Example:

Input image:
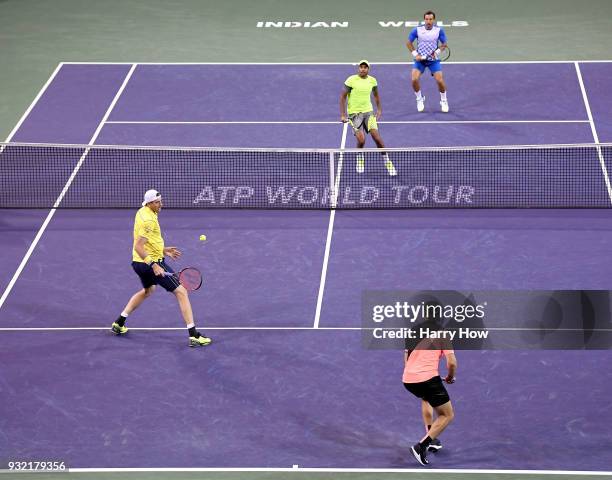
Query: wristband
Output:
[[411, 50, 418, 58], [434, 48, 441, 58]]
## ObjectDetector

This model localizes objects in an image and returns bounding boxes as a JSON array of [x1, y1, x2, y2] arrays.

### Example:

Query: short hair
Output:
[[424, 10, 436, 19]]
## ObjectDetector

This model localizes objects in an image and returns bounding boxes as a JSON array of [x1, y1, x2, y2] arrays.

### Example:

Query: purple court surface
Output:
[[1, 62, 612, 472]]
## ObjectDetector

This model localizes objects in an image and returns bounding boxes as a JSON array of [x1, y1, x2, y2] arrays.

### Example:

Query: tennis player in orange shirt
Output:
[[403, 332, 457, 466]]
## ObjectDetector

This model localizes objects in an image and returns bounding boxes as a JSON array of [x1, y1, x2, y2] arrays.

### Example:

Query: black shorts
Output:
[[132, 259, 178, 292], [403, 376, 450, 408]]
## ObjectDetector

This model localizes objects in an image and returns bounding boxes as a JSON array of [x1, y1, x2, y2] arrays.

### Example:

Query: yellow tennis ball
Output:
[[199, 234, 207, 241]]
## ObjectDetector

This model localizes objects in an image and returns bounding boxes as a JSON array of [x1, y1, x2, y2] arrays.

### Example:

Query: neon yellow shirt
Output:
[[132, 206, 164, 262], [344, 74, 378, 114]]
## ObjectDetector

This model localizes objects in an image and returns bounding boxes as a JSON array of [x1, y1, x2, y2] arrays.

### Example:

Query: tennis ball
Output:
[[199, 234, 207, 241]]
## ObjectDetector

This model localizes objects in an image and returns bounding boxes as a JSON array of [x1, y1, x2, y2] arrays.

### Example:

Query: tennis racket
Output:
[[162, 267, 203, 291], [413, 39, 451, 62]]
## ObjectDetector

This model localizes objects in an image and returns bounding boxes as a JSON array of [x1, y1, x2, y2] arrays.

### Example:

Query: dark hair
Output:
[[424, 10, 436, 19]]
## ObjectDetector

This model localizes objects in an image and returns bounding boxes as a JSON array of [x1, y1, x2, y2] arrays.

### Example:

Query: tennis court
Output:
[[1, 1, 612, 480]]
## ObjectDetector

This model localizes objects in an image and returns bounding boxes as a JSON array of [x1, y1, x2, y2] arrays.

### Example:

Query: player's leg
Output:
[[421, 399, 433, 433], [432, 69, 449, 113], [124, 286, 156, 314], [172, 285, 212, 346], [369, 121, 397, 176], [112, 262, 158, 335], [173, 284, 195, 326], [411, 400, 453, 465], [112, 286, 156, 334], [172, 285, 210, 346], [354, 117, 367, 173], [412, 66, 426, 112], [426, 400, 454, 440], [422, 399, 443, 452], [355, 129, 366, 148], [156, 260, 212, 347], [410, 376, 452, 465], [411, 67, 423, 92]]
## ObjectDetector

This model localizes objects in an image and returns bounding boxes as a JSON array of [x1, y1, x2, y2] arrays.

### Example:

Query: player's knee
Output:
[[441, 405, 454, 422], [143, 286, 155, 297], [173, 284, 188, 298]]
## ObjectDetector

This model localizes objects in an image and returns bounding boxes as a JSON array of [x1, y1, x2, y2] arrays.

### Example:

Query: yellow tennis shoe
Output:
[[189, 334, 212, 347], [111, 322, 129, 335]]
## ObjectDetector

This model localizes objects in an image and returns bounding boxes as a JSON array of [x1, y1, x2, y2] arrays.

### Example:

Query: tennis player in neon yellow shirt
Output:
[[340, 60, 396, 176], [111, 189, 211, 347]]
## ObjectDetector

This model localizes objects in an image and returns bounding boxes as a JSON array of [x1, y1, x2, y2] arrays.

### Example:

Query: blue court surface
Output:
[[1, 62, 612, 475]]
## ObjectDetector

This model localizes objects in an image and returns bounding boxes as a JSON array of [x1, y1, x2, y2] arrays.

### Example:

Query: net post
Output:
[[329, 150, 337, 209]]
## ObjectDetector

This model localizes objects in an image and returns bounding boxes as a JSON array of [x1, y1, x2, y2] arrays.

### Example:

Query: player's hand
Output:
[[443, 375, 455, 384], [433, 48, 442, 60], [151, 263, 165, 276], [164, 246, 181, 260], [376, 110, 382, 120], [416, 54, 426, 62], [341, 115, 348, 123]]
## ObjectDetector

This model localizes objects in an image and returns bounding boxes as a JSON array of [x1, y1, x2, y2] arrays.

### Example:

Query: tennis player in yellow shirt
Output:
[[340, 60, 397, 176], [111, 189, 211, 347]]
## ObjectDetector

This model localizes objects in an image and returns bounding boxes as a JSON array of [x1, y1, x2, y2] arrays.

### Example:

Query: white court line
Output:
[[0, 327, 362, 331], [0, 63, 64, 155], [105, 119, 589, 125], [574, 62, 612, 205], [0, 327, 610, 332], [0, 64, 138, 312], [64, 467, 612, 475], [313, 121, 348, 329], [2, 63, 64, 143], [60, 60, 612, 65]]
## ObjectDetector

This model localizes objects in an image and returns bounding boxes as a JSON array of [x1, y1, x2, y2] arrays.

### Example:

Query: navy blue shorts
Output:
[[132, 259, 178, 292]]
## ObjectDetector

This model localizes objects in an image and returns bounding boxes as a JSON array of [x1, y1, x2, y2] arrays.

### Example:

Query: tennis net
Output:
[[1, 142, 611, 209]]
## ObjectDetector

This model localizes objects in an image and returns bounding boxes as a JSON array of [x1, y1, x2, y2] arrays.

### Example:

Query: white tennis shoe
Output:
[[417, 96, 425, 113], [440, 100, 449, 113]]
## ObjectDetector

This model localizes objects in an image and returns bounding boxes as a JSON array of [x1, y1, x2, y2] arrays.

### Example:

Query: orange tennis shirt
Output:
[[403, 339, 454, 384]]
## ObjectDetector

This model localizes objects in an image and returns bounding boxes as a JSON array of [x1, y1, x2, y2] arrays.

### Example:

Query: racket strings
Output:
[[178, 268, 202, 291]]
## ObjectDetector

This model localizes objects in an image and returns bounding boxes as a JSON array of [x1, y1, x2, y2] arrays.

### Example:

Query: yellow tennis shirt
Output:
[[132, 206, 165, 263], [344, 74, 377, 114]]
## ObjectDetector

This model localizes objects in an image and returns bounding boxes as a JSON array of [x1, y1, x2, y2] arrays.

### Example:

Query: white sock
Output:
[[121, 311, 129, 318], [186, 322, 195, 329], [415, 90, 423, 100], [440, 91, 447, 101]]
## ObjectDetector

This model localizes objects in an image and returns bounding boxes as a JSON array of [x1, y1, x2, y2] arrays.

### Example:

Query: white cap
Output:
[[142, 189, 162, 207]]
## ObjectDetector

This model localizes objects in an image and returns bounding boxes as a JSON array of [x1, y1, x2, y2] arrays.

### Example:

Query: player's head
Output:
[[142, 189, 163, 212], [423, 10, 436, 28], [357, 59, 370, 77]]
